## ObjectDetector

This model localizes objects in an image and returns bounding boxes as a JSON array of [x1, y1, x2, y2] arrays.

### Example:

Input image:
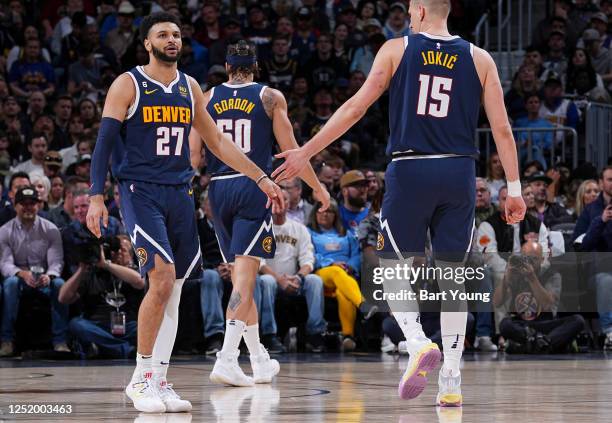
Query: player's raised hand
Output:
[[86, 195, 109, 238], [505, 195, 526, 224], [312, 185, 331, 212], [272, 147, 309, 182], [258, 176, 285, 210]]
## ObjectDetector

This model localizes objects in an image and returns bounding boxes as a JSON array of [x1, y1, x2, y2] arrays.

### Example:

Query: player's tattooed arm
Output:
[[262, 87, 277, 119], [228, 291, 242, 311]]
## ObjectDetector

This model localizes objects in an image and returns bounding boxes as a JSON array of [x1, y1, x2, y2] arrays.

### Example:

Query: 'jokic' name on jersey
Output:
[[421, 50, 458, 70]]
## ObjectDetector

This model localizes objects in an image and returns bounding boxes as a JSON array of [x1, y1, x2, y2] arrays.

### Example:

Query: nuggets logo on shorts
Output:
[[377, 232, 385, 250], [136, 248, 148, 267], [262, 236, 273, 253]]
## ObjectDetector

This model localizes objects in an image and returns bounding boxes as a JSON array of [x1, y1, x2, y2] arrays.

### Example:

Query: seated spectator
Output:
[[542, 30, 568, 78], [243, 4, 273, 59], [383, 2, 410, 39], [475, 177, 496, 227], [486, 152, 506, 205], [259, 34, 298, 95], [10, 134, 48, 178], [304, 33, 348, 92], [307, 199, 377, 351], [338, 170, 370, 233], [538, 74, 579, 145], [522, 160, 545, 179], [193, 4, 224, 48], [566, 48, 606, 91], [177, 38, 207, 84], [30, 174, 51, 212], [48, 176, 89, 230], [496, 242, 585, 354], [513, 94, 554, 169], [574, 179, 600, 219], [0, 187, 67, 357], [529, 171, 574, 227], [260, 190, 327, 352], [292, 9, 317, 66], [350, 32, 386, 76], [364, 169, 383, 205], [49, 175, 64, 210], [545, 165, 573, 206], [572, 166, 612, 350], [105, 1, 137, 59], [8, 38, 56, 100], [59, 235, 144, 359], [278, 177, 313, 225], [521, 45, 548, 81], [568, 68, 612, 104], [43, 151, 63, 180], [582, 29, 612, 92], [6, 25, 52, 72], [0, 172, 31, 226], [77, 98, 100, 136], [67, 42, 108, 102], [505, 64, 541, 121], [0, 96, 26, 161], [589, 11, 611, 50]]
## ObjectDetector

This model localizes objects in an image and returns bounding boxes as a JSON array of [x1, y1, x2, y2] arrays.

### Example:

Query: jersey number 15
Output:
[[416, 74, 453, 118]]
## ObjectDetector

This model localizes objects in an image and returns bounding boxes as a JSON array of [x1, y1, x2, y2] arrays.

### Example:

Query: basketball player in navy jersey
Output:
[[273, 0, 526, 407], [196, 40, 330, 387], [86, 13, 284, 413]]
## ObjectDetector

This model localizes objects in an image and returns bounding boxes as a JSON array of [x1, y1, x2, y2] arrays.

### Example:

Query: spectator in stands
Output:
[[357, 0, 380, 30], [486, 152, 506, 205], [58, 11, 88, 69], [1, 96, 25, 160], [47, 176, 90, 230], [25, 91, 47, 134], [543, 30, 569, 78], [105, 1, 137, 59], [569, 0, 599, 35], [532, 0, 575, 50], [364, 169, 382, 204], [59, 116, 85, 169], [53, 96, 73, 143], [339, 170, 370, 233], [179, 20, 208, 64], [287, 75, 311, 128], [0, 172, 30, 226], [496, 241, 585, 354], [207, 19, 241, 66], [523, 45, 547, 80], [383, 2, 410, 39], [589, 12, 611, 49], [194, 4, 223, 48], [77, 98, 100, 135], [62, 190, 124, 275], [333, 23, 351, 65], [574, 179, 600, 219], [305, 33, 348, 91], [308, 199, 377, 352], [572, 166, 612, 350], [178, 38, 207, 84], [243, 4, 274, 58], [31, 115, 65, 151], [84, 23, 119, 73], [350, 32, 386, 76], [569, 68, 612, 104], [337, 5, 366, 49], [301, 88, 334, 141], [31, 174, 51, 212], [196, 189, 226, 355], [260, 34, 298, 94], [59, 235, 144, 359], [8, 38, 56, 100], [476, 177, 496, 227], [582, 29, 612, 91], [539, 74, 579, 143], [67, 42, 107, 102], [566, 47, 607, 91], [10, 134, 47, 178], [7, 26, 52, 72], [316, 164, 336, 196], [505, 64, 542, 122], [49, 175, 64, 210], [529, 171, 574, 227], [546, 165, 573, 206], [278, 177, 313, 225], [43, 151, 63, 180], [292, 8, 317, 66], [513, 93, 554, 169], [260, 190, 327, 352], [523, 160, 545, 179], [0, 187, 67, 357], [49, 0, 95, 57]]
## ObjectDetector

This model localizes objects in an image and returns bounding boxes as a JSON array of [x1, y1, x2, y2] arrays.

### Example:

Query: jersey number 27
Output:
[[416, 74, 452, 118]]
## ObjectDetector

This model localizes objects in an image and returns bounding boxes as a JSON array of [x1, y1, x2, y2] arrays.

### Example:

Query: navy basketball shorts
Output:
[[377, 157, 476, 262], [208, 175, 276, 263], [118, 179, 202, 279]]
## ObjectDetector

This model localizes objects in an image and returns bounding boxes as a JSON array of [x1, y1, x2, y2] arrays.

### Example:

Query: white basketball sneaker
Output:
[[436, 367, 462, 407], [250, 344, 280, 384], [156, 377, 192, 412], [210, 350, 255, 387], [125, 370, 166, 413]]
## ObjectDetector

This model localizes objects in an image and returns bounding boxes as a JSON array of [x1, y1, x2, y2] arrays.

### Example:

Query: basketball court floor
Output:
[[1, 352, 610, 422]]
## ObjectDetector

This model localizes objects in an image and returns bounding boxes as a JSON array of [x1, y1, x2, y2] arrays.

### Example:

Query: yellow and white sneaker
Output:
[[436, 368, 462, 407], [398, 340, 441, 400], [125, 370, 166, 413]]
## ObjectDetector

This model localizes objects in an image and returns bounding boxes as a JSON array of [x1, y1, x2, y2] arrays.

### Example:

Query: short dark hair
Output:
[[525, 45, 543, 55], [29, 132, 48, 145], [600, 165, 612, 180], [65, 175, 89, 198], [139, 12, 182, 43], [9, 172, 30, 191]]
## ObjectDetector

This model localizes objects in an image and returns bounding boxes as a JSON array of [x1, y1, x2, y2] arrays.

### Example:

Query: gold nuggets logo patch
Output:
[[136, 248, 148, 267], [262, 236, 273, 253], [377, 232, 385, 251], [179, 85, 188, 96]]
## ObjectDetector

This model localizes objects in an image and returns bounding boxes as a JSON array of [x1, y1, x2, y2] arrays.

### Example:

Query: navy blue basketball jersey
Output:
[[387, 33, 482, 157], [205, 82, 274, 174], [113, 66, 195, 184]]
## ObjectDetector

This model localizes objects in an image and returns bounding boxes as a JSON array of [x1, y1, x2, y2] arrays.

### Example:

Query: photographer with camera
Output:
[[0, 187, 68, 357], [494, 241, 584, 354], [59, 235, 144, 359]]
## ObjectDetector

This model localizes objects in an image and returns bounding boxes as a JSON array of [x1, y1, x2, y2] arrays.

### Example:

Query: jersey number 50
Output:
[[217, 119, 252, 153], [416, 74, 453, 118]]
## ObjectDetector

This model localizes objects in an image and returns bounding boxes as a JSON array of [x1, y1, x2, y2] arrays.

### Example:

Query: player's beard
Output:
[[151, 44, 181, 63], [347, 195, 366, 209]]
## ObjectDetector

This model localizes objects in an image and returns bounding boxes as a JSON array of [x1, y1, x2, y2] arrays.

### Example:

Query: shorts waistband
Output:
[[210, 170, 246, 181], [391, 151, 479, 161]]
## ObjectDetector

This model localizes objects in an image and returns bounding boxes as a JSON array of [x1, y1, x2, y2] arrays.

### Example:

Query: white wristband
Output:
[[507, 180, 522, 197]]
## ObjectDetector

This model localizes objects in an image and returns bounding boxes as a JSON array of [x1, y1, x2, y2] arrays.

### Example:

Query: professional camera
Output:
[[72, 226, 121, 265]]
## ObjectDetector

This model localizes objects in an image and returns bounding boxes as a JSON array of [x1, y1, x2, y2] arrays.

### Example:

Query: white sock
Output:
[[220, 319, 246, 355], [393, 311, 425, 341], [441, 311, 466, 375], [134, 353, 152, 380], [152, 279, 184, 381], [243, 324, 261, 356]]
